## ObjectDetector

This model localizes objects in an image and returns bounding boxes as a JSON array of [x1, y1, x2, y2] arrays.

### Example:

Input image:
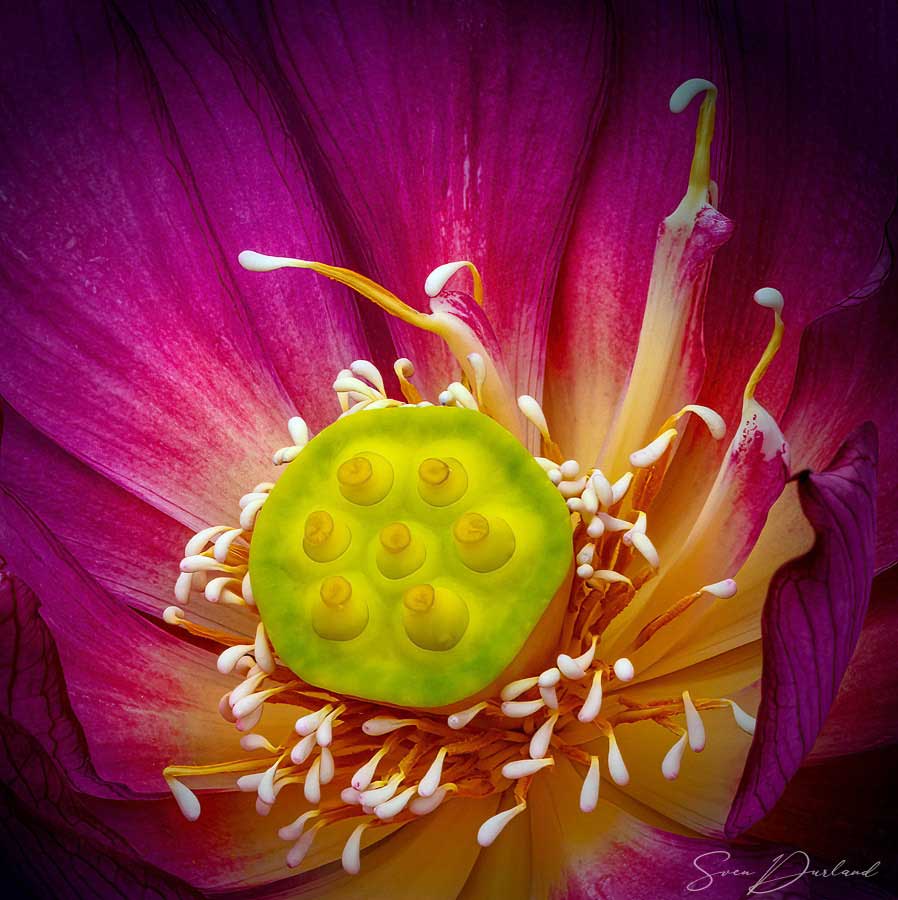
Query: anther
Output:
[[613, 658, 635, 682], [500, 676, 539, 702], [447, 701, 487, 730], [578, 670, 603, 723], [303, 756, 322, 804], [377, 522, 426, 579], [477, 802, 526, 847], [341, 823, 369, 875], [165, 777, 201, 822], [402, 584, 469, 651], [163, 606, 184, 625], [669, 78, 718, 212], [319, 747, 335, 784], [312, 575, 368, 642], [418, 456, 468, 506], [557, 653, 586, 681], [424, 260, 484, 306], [352, 747, 389, 791], [579, 756, 601, 813], [350, 359, 386, 395], [286, 822, 323, 868], [502, 757, 554, 780], [418, 748, 448, 797], [683, 691, 706, 751], [291, 733, 316, 765], [453, 511, 515, 572], [279, 810, 320, 843], [745, 288, 785, 402], [337, 451, 393, 505], [629, 429, 678, 468], [662, 733, 688, 781], [501, 698, 545, 718], [376, 785, 417, 820], [410, 786, 451, 816], [362, 717, 416, 737], [606, 730, 630, 786], [529, 714, 559, 759], [217, 643, 255, 675], [360, 773, 403, 807], [295, 704, 334, 736], [302, 510, 351, 563], [727, 700, 757, 735]]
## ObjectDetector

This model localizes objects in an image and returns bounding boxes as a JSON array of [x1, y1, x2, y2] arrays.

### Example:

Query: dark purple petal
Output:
[[782, 214, 898, 571], [0, 572, 201, 897], [808, 567, 898, 760], [726, 424, 877, 836]]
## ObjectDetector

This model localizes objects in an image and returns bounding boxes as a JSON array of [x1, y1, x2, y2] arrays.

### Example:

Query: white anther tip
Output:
[[163, 606, 183, 625], [753, 287, 784, 312], [425, 260, 470, 298], [613, 658, 635, 682], [670, 78, 717, 114], [238, 249, 299, 272], [702, 578, 738, 599]]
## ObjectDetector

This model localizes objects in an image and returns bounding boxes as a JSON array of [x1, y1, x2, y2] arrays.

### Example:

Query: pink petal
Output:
[[252, 2, 611, 400], [0, 486, 240, 793], [726, 424, 877, 836], [0, 4, 373, 526]]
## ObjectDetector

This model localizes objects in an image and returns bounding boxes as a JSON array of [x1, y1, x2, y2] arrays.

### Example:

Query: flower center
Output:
[[248, 405, 573, 707]]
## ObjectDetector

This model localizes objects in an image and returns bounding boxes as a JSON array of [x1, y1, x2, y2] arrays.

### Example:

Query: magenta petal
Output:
[[0, 4, 373, 525], [726, 424, 877, 836], [782, 217, 898, 571], [0, 573, 201, 896], [0, 487, 239, 793], [699, 3, 898, 426], [244, 1, 611, 399]]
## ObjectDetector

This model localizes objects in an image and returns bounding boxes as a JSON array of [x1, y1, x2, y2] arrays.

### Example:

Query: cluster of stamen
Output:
[[162, 77, 781, 876]]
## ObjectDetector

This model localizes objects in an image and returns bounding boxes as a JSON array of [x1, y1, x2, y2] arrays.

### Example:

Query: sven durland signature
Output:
[[687, 850, 881, 894]]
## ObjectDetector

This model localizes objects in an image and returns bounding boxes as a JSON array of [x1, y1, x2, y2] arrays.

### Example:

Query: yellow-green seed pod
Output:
[[249, 406, 572, 708]]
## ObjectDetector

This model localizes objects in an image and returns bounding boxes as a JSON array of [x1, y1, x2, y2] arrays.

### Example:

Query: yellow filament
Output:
[[685, 90, 717, 209], [744, 310, 785, 401]]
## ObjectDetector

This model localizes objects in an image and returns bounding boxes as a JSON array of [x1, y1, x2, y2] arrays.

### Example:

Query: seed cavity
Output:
[[453, 511, 515, 572], [337, 452, 393, 505], [311, 575, 368, 641], [402, 584, 469, 651], [376, 522, 426, 579], [417, 456, 468, 506], [303, 511, 351, 562]]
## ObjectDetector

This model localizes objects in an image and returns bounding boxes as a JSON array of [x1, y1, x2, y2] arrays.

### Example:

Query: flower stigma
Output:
[[163, 78, 781, 875]]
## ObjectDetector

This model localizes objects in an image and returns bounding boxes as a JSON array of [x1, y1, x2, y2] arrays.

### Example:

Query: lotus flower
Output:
[[1, 2, 896, 898]]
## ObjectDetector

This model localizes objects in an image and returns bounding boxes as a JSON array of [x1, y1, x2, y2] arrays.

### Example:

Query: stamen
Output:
[[517, 395, 561, 458], [279, 809, 320, 842], [291, 733, 317, 765], [447, 381, 478, 410], [579, 756, 601, 812], [360, 773, 404, 807], [528, 714, 559, 759], [538, 667, 561, 688], [745, 288, 785, 402], [501, 757, 554, 780], [612, 658, 635, 683], [501, 698, 545, 718], [362, 717, 416, 736], [447, 701, 488, 730], [240, 734, 278, 753], [410, 786, 452, 816], [319, 747, 335, 784], [578, 670, 603, 723], [287, 821, 324, 868], [606, 729, 630, 786], [341, 823, 369, 875], [254, 622, 275, 674], [394, 358, 422, 404], [295, 704, 334, 736], [165, 776, 201, 821], [350, 360, 386, 395], [660, 404, 726, 440], [466, 352, 487, 405], [303, 756, 322, 804], [669, 78, 718, 212], [611, 472, 634, 505], [683, 691, 706, 751], [557, 653, 586, 681], [352, 747, 389, 791], [217, 643, 255, 675], [418, 748, 448, 797], [629, 429, 678, 468], [501, 676, 539, 702], [163, 606, 184, 625], [424, 260, 484, 307], [539, 685, 559, 709], [662, 732, 688, 780], [727, 700, 757, 735], [375, 785, 417, 820], [477, 802, 527, 847]]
